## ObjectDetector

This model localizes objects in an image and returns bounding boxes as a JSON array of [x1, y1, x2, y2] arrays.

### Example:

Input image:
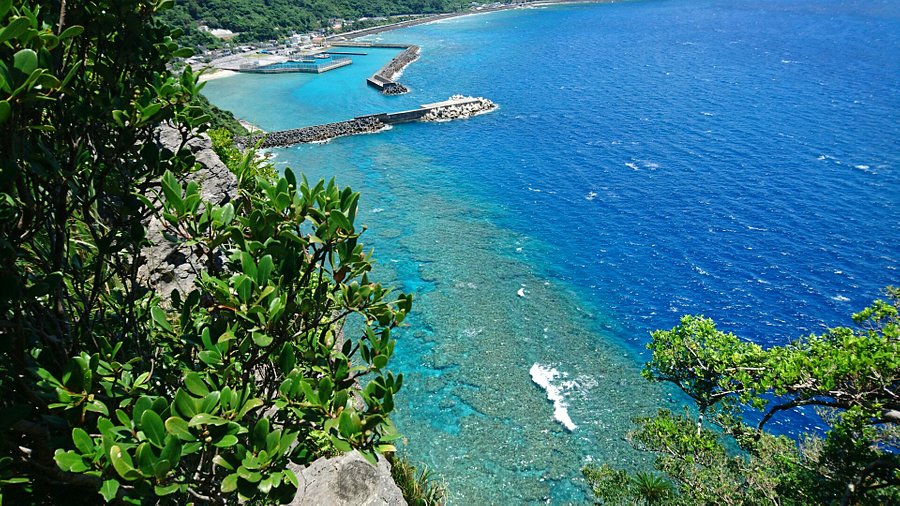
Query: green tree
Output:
[[1, 1, 410, 503], [585, 288, 899, 505]]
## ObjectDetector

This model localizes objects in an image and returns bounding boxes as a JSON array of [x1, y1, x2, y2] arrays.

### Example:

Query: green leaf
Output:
[[0, 0, 12, 19], [330, 210, 352, 231], [154, 483, 179, 496], [213, 454, 235, 470], [214, 434, 239, 448], [0, 17, 29, 46], [109, 445, 139, 481], [235, 274, 252, 303], [0, 100, 10, 124], [141, 409, 166, 447], [259, 475, 274, 494], [85, 400, 109, 416], [12, 49, 37, 75], [257, 255, 274, 285], [141, 103, 161, 121], [58, 25, 84, 41], [252, 331, 273, 347], [235, 397, 263, 419], [221, 473, 238, 493], [284, 467, 299, 488], [151, 306, 172, 332], [165, 416, 196, 441], [339, 410, 362, 437], [172, 47, 194, 58], [99, 479, 120, 502], [240, 252, 257, 280], [329, 435, 352, 453], [252, 418, 269, 449], [159, 435, 182, 466], [237, 466, 261, 483], [188, 413, 228, 427], [72, 428, 94, 454], [359, 449, 377, 466], [184, 372, 209, 397], [373, 354, 388, 370], [160, 171, 183, 213], [54, 450, 88, 472], [174, 389, 197, 418]]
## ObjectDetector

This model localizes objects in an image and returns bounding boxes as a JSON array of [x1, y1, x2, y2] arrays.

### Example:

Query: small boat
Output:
[[314, 53, 330, 59]]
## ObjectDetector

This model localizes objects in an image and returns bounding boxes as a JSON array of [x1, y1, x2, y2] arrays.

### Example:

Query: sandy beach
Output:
[[198, 68, 238, 83]]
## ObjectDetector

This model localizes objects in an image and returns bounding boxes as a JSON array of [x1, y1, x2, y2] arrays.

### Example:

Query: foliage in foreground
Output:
[[389, 454, 447, 506], [1, 1, 410, 504], [585, 288, 900, 505]]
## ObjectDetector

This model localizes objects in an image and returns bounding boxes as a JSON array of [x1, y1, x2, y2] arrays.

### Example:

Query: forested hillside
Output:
[[163, 0, 470, 42]]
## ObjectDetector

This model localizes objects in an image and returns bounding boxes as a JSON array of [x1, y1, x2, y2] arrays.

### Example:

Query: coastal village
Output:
[[180, 2, 528, 74]]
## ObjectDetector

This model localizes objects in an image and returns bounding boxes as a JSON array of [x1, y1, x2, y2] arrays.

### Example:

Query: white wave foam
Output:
[[530, 364, 577, 431], [585, 191, 597, 201], [832, 295, 850, 302]]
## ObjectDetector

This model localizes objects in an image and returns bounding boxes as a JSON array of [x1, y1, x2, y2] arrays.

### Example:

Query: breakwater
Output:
[[237, 96, 496, 148], [238, 116, 385, 149], [365, 45, 421, 95], [421, 96, 498, 121]]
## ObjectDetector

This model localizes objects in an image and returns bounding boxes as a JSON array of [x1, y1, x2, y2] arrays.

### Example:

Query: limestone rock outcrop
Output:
[[289, 451, 406, 506], [138, 126, 238, 300]]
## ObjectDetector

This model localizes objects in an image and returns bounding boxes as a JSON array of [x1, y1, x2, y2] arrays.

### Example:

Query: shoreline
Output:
[[198, 68, 238, 83], [208, 1, 612, 132], [328, 0, 613, 41]]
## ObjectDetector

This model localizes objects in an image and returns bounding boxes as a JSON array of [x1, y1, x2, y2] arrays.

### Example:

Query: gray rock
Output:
[[289, 451, 406, 506], [138, 125, 238, 300], [153, 126, 237, 205]]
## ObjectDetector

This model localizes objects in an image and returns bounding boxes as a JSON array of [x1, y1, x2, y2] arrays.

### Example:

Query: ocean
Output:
[[202, 0, 900, 502]]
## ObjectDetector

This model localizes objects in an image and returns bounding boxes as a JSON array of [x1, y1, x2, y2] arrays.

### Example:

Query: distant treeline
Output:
[[161, 0, 470, 44]]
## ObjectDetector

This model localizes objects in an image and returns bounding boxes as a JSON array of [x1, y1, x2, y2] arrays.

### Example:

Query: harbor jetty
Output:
[[238, 96, 496, 149], [331, 42, 421, 95]]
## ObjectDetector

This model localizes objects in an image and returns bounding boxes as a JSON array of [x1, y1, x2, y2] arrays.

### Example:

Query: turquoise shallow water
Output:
[[203, 1, 899, 503]]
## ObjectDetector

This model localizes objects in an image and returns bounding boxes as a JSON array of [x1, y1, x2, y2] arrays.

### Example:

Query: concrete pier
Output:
[[238, 57, 351, 74]]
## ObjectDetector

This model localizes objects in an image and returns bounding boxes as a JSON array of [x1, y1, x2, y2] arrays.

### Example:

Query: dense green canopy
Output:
[[164, 0, 470, 43], [586, 288, 900, 505]]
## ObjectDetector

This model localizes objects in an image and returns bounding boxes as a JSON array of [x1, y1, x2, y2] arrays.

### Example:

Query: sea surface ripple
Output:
[[203, 0, 900, 502]]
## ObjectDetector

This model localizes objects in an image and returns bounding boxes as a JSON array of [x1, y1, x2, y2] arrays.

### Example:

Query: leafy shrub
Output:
[[389, 454, 447, 506], [0, 1, 411, 504], [586, 289, 900, 505]]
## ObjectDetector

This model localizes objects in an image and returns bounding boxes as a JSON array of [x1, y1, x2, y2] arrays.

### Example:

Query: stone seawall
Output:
[[366, 46, 420, 95], [239, 116, 385, 149]]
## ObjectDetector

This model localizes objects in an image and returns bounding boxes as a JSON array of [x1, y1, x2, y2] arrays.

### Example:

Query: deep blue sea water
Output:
[[203, 0, 900, 502]]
